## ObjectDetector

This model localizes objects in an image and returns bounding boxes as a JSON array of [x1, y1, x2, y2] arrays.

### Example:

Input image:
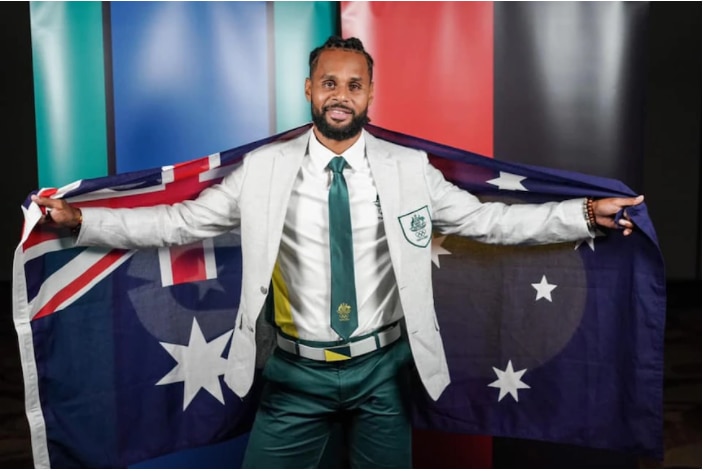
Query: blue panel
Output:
[[110, 3, 269, 467], [111, 2, 271, 172]]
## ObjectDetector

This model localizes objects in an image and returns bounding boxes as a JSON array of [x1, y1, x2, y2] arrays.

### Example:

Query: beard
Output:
[[311, 103, 370, 141]]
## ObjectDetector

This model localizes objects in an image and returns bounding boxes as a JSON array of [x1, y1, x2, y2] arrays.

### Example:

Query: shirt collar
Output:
[[308, 130, 366, 172]]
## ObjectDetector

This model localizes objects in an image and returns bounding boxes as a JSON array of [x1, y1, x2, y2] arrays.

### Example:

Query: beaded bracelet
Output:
[[584, 197, 597, 230]]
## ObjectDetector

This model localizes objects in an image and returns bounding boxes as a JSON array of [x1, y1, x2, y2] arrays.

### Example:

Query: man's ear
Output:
[[305, 78, 312, 102], [368, 81, 374, 106]]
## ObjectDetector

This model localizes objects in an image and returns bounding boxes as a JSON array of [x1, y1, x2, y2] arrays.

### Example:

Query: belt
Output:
[[276, 323, 402, 362]]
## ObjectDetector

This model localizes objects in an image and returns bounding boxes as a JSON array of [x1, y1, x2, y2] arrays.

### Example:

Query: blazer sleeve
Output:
[[77, 159, 247, 249], [423, 158, 593, 245]]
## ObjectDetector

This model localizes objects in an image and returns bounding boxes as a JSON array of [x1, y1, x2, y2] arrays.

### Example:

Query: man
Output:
[[32, 36, 644, 468]]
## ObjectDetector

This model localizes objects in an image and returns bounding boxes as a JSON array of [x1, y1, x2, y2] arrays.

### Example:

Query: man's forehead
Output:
[[317, 49, 367, 67], [313, 49, 370, 79]]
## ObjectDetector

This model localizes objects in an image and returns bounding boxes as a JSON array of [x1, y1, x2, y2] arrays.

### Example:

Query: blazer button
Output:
[[260, 286, 268, 295]]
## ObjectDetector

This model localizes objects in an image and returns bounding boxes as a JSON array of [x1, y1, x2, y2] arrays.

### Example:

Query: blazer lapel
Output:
[[266, 130, 310, 254], [365, 131, 404, 283]]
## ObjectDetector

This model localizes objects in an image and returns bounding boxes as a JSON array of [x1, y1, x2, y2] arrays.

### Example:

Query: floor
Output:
[[0, 285, 700, 468]]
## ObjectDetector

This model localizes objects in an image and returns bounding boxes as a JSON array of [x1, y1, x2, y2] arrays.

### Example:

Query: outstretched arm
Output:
[[592, 194, 644, 236]]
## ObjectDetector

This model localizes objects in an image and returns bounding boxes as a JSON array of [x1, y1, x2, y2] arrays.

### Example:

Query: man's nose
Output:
[[335, 88, 350, 102]]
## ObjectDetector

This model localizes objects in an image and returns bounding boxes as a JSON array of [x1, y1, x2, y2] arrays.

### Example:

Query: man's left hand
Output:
[[593, 195, 644, 236]]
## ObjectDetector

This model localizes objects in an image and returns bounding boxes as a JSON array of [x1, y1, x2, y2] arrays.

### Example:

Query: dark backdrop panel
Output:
[[0, 3, 38, 284], [644, 1, 701, 284], [492, 2, 651, 467], [494, 2, 648, 192], [0, 4, 36, 464]]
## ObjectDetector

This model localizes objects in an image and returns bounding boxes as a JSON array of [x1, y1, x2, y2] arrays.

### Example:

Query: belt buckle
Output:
[[323, 344, 352, 362]]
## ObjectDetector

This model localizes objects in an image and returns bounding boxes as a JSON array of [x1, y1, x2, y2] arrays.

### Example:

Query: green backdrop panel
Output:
[[30, 1, 108, 188], [273, 1, 338, 132]]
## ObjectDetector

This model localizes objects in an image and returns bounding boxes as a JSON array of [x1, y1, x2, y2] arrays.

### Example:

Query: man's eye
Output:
[[350, 83, 362, 91], [323, 81, 335, 89]]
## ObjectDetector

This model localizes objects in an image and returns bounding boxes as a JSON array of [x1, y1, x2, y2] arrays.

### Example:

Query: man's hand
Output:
[[31, 195, 82, 229], [592, 194, 644, 236]]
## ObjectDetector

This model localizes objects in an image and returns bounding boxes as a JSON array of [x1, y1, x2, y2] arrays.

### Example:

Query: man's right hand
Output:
[[31, 195, 82, 229]]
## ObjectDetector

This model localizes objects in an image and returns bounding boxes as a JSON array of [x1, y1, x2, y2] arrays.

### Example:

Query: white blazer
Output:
[[79, 129, 591, 401]]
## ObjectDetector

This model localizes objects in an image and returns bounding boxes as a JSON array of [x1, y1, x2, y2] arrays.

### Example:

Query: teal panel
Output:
[[273, 1, 337, 132], [30, 1, 108, 188]]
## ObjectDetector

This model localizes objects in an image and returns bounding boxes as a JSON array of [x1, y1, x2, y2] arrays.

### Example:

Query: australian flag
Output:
[[13, 124, 665, 468]]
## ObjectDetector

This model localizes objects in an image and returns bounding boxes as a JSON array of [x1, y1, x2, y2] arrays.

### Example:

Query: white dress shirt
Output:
[[272, 131, 403, 342]]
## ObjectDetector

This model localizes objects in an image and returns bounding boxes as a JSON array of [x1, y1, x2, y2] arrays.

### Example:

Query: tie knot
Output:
[[328, 156, 347, 174]]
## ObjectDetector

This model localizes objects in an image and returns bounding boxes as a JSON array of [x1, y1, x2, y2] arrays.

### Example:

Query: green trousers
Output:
[[242, 338, 414, 468]]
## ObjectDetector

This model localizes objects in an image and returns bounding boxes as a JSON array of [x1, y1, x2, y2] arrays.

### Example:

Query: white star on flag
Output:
[[574, 237, 595, 251], [575, 228, 605, 251], [532, 275, 557, 301], [191, 263, 230, 301], [156, 318, 232, 410], [486, 171, 529, 191], [488, 360, 531, 402], [431, 235, 452, 268]]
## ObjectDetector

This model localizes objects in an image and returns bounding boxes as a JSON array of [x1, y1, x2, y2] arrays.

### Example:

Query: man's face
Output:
[[305, 49, 374, 141]]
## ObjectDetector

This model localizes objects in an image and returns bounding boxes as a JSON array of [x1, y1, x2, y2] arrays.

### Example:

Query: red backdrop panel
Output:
[[342, 1, 493, 157], [342, 2, 494, 468]]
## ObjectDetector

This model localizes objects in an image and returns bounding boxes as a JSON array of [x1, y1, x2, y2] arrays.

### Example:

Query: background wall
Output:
[[0, 0, 700, 468], [2, 2, 700, 287], [643, 1, 701, 290]]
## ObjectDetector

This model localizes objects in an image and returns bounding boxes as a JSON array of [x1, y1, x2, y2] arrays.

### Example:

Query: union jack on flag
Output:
[[13, 124, 666, 468]]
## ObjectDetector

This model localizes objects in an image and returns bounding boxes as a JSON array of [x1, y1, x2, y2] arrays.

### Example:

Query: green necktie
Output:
[[327, 156, 358, 341]]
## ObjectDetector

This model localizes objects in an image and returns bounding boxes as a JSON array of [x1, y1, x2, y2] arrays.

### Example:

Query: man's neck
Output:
[[312, 127, 362, 155]]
